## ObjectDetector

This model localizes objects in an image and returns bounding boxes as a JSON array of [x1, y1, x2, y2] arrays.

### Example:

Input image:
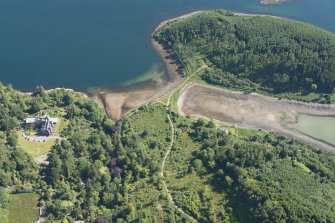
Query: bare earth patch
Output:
[[178, 83, 335, 152]]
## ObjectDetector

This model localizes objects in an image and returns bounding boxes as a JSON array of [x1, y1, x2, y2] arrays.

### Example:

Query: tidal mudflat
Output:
[[178, 83, 335, 152]]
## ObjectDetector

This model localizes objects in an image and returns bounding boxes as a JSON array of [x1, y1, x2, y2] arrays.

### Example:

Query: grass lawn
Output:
[[0, 208, 9, 223], [17, 130, 57, 157], [184, 113, 265, 139], [35, 108, 67, 119], [56, 117, 68, 136], [8, 193, 39, 223]]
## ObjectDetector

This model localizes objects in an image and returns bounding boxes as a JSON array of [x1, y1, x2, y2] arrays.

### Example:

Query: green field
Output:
[[17, 130, 57, 157], [0, 208, 9, 223], [7, 193, 39, 223]]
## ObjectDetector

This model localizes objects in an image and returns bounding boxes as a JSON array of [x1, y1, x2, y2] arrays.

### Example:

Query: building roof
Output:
[[25, 118, 36, 124], [40, 114, 49, 119], [49, 118, 59, 123]]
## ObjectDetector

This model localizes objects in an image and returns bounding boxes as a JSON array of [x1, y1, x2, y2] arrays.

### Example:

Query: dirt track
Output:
[[178, 83, 335, 152]]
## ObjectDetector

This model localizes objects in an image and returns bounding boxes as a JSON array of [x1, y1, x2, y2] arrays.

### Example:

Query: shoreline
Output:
[[152, 10, 204, 34], [92, 10, 288, 120], [93, 38, 184, 121], [11, 9, 335, 152], [92, 10, 207, 120], [15, 10, 288, 122], [16, 87, 89, 98], [14, 10, 300, 122]]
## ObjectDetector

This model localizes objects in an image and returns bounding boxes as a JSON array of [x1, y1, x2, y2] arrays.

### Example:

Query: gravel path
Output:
[[22, 131, 64, 142]]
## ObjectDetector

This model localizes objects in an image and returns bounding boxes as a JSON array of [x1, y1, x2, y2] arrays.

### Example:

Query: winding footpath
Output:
[[160, 104, 198, 223], [159, 66, 207, 222]]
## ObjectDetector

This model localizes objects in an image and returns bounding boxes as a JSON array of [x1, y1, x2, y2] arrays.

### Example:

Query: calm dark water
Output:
[[0, 0, 334, 91]]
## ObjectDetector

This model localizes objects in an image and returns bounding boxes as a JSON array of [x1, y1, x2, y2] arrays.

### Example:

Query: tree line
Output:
[[155, 10, 335, 102]]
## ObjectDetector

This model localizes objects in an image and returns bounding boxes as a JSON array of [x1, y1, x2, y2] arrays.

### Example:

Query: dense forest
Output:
[[0, 84, 185, 222], [0, 82, 335, 222], [0, 83, 128, 222], [181, 117, 335, 222], [2, 9, 335, 223], [154, 10, 335, 102]]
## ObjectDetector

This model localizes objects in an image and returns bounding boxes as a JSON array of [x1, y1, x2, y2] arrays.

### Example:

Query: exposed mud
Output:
[[178, 83, 335, 152]]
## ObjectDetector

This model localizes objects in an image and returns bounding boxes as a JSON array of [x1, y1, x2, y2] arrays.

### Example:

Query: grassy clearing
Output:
[[35, 107, 67, 118], [164, 115, 233, 222], [120, 103, 187, 221], [125, 104, 169, 138], [166, 119, 201, 173], [184, 114, 265, 139], [233, 126, 265, 138], [122, 103, 171, 164], [0, 208, 8, 223], [56, 117, 67, 136], [8, 193, 39, 223], [168, 173, 230, 222], [126, 178, 174, 222], [17, 130, 57, 157]]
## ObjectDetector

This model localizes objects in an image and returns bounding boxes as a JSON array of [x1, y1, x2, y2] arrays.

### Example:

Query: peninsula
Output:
[[1, 9, 335, 223]]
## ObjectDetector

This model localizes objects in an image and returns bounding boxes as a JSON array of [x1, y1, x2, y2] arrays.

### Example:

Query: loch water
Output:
[[0, 0, 334, 90]]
